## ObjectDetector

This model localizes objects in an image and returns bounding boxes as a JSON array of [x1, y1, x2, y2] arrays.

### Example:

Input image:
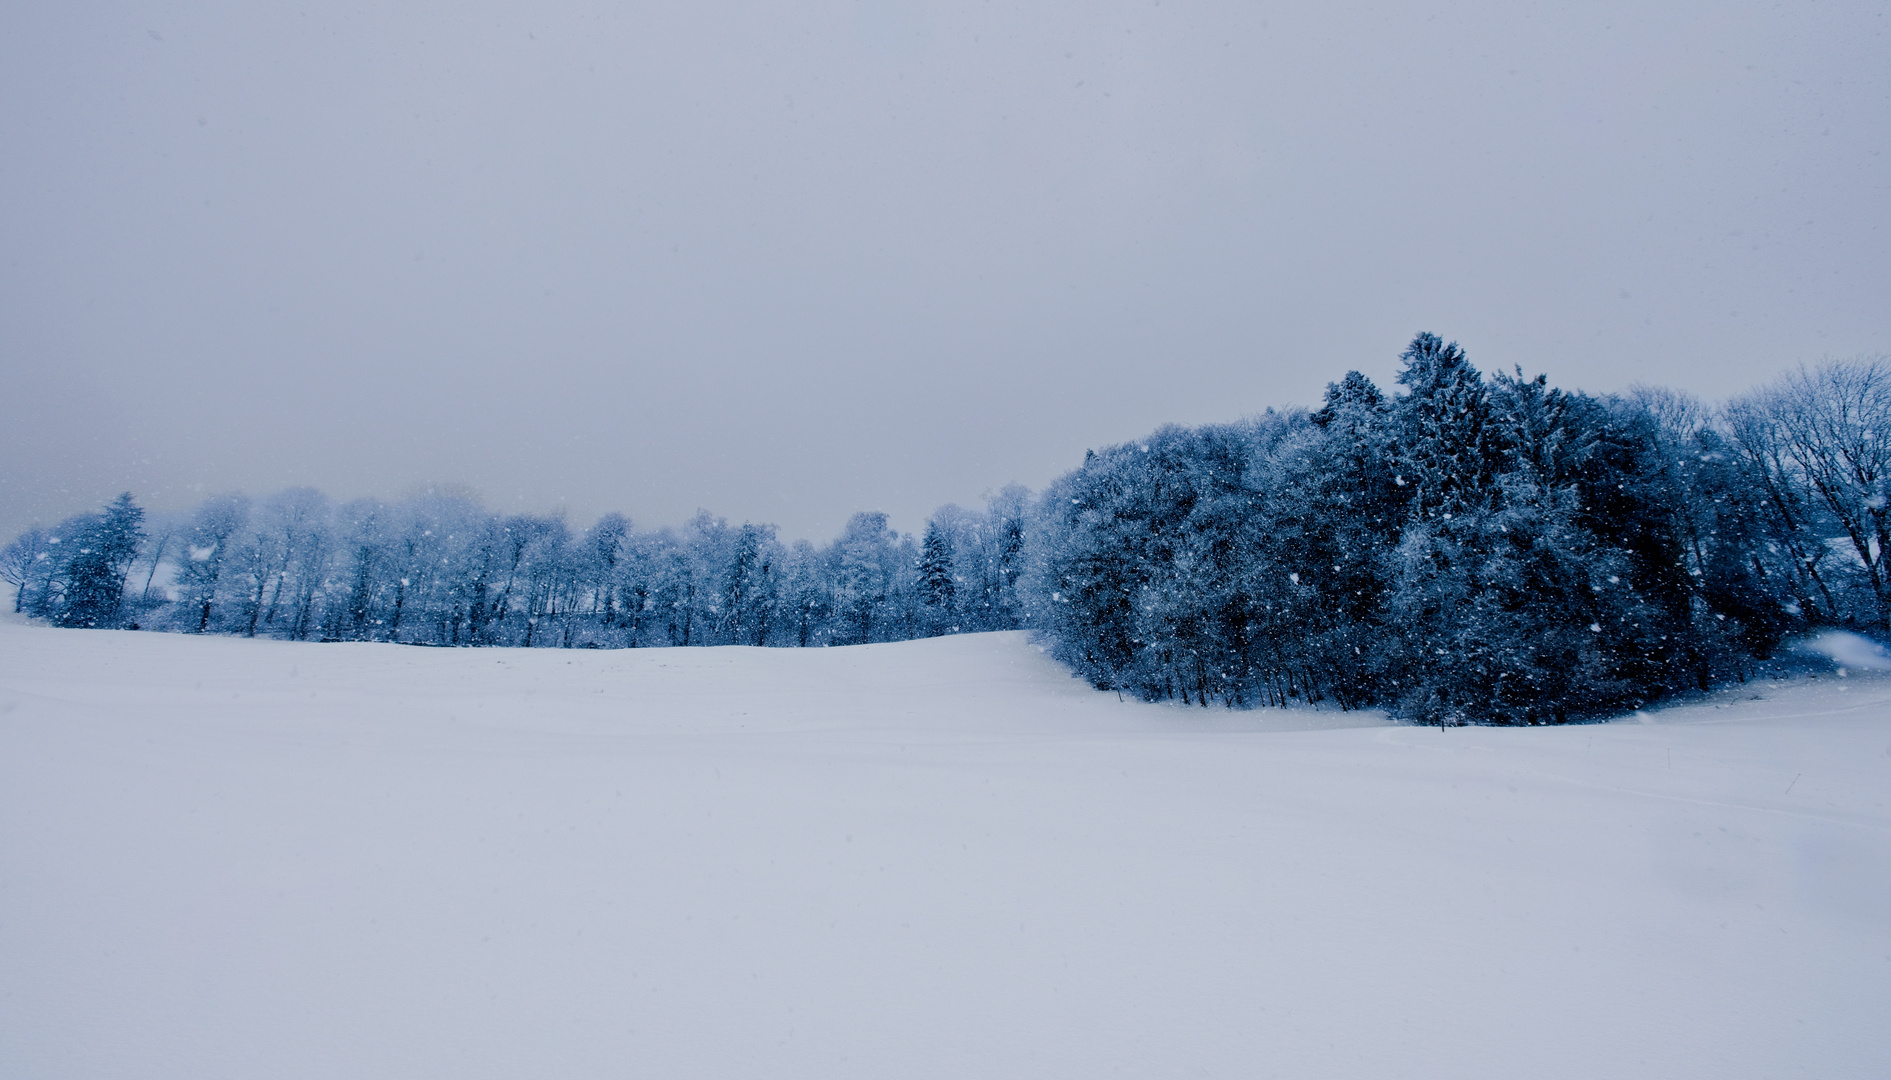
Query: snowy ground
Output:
[[2, 620, 1887, 1079]]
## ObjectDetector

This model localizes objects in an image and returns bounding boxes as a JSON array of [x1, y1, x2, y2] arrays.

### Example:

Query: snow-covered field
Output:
[[2, 620, 1887, 1079]]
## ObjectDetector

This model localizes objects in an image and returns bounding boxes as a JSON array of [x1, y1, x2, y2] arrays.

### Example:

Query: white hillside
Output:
[[1, 621, 1887, 1079]]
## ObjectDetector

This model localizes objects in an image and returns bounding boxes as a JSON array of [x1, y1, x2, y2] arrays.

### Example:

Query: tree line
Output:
[[3, 487, 1029, 649], [6, 334, 1887, 723]]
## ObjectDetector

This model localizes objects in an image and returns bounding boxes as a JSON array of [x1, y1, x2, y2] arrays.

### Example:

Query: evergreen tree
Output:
[[918, 521, 957, 635], [1393, 333, 1500, 521], [56, 494, 146, 629], [722, 523, 778, 646], [1311, 369, 1387, 431]]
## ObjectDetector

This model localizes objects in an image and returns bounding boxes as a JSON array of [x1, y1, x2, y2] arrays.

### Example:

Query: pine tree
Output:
[[1311, 369, 1386, 431], [1393, 333, 1500, 521], [918, 521, 956, 635], [722, 523, 777, 646], [56, 493, 146, 628]]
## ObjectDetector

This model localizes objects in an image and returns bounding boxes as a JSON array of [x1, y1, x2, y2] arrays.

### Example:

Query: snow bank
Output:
[[2, 622, 1886, 1078], [1799, 629, 1891, 671]]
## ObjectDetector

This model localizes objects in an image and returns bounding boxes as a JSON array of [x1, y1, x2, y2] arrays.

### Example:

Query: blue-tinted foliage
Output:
[[9, 338, 1880, 725]]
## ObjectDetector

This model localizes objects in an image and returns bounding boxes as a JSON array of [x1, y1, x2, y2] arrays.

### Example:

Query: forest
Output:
[[2, 489, 1031, 652], [8, 334, 1890, 724]]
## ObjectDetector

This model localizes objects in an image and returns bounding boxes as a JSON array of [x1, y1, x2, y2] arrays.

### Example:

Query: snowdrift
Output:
[[2, 622, 1887, 1078]]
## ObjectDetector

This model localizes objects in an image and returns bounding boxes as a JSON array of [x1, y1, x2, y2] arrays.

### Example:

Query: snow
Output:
[[1800, 629, 1891, 671], [2, 620, 1888, 1079]]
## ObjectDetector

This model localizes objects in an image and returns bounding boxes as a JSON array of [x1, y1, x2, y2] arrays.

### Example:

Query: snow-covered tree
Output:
[[918, 521, 957, 636], [722, 523, 779, 646], [0, 527, 53, 614], [53, 494, 146, 629], [831, 512, 898, 645], [1393, 333, 1500, 522], [173, 494, 249, 633], [1728, 356, 1891, 631]]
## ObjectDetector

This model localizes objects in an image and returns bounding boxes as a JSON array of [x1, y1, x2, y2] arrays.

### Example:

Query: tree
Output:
[[273, 489, 334, 641], [1029, 424, 1265, 704], [722, 523, 779, 646], [831, 512, 899, 644], [1393, 332, 1500, 521], [224, 487, 331, 639], [0, 527, 54, 614], [1262, 398, 1400, 710], [174, 495, 249, 632], [611, 531, 658, 647], [991, 487, 1029, 628], [918, 521, 957, 635], [1728, 356, 1891, 631], [56, 494, 146, 629], [643, 530, 703, 646], [780, 540, 830, 647], [324, 499, 390, 641], [587, 513, 631, 630], [929, 495, 1026, 633]]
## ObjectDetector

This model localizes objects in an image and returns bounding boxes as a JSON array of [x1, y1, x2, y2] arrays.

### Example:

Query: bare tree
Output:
[[0, 527, 53, 613], [174, 495, 250, 632], [1728, 355, 1891, 629]]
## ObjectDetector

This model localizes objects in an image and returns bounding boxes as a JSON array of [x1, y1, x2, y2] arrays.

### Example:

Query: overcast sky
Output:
[[3, 1, 1885, 542]]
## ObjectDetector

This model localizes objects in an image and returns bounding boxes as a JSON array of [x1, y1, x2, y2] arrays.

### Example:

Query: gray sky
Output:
[[3, 1, 1886, 542]]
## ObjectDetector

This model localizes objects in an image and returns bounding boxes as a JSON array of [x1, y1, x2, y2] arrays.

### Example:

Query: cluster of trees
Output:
[[8, 334, 1887, 724], [1, 493, 149, 631], [1026, 335, 1891, 723], [3, 487, 1029, 649]]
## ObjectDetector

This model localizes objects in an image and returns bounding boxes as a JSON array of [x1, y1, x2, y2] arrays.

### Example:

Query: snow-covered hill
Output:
[[2, 622, 1886, 1078]]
